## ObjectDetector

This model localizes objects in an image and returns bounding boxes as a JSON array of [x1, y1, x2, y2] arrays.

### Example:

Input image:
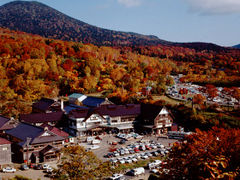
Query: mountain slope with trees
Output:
[[0, 27, 240, 130], [0, 1, 168, 46], [0, 1, 228, 51]]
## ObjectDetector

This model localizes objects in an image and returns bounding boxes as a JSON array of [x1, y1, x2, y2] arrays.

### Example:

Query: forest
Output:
[[0, 27, 239, 130]]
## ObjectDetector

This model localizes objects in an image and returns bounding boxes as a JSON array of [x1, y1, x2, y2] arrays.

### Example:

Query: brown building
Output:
[[6, 122, 68, 163], [32, 98, 62, 113], [19, 112, 64, 127], [68, 104, 141, 136], [0, 115, 17, 135], [0, 137, 12, 165], [137, 104, 173, 135]]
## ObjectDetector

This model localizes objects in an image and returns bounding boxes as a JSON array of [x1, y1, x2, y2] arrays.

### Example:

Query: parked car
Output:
[[134, 154, 141, 159], [34, 164, 43, 170], [88, 145, 100, 150], [150, 144, 158, 149], [145, 145, 152, 150], [118, 158, 125, 164], [128, 167, 145, 176], [150, 169, 159, 174], [20, 164, 29, 170], [129, 150, 135, 154], [139, 145, 146, 151], [2, 167, 16, 173], [152, 151, 159, 156], [148, 160, 162, 169], [95, 136, 102, 140], [105, 152, 114, 158], [29, 163, 36, 169], [86, 137, 94, 143], [42, 164, 49, 170], [120, 150, 125, 156], [108, 173, 125, 180], [46, 166, 53, 173], [91, 139, 101, 145], [111, 141, 118, 145], [124, 149, 130, 155], [109, 159, 118, 164], [132, 158, 138, 162], [119, 139, 126, 144], [157, 143, 164, 149], [125, 158, 132, 164], [114, 152, 120, 157], [141, 155, 148, 159]]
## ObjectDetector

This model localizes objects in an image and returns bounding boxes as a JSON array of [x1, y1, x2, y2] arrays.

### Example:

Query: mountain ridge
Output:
[[233, 44, 240, 49], [0, 1, 227, 51]]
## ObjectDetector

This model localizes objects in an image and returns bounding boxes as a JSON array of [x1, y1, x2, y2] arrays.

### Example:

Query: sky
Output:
[[0, 0, 240, 46]]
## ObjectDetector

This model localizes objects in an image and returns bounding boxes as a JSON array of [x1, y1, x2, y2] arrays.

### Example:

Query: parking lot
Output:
[[84, 133, 177, 179], [0, 161, 58, 180], [0, 134, 177, 180], [82, 133, 177, 161]]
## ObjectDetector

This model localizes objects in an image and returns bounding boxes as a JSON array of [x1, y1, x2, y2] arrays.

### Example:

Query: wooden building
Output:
[[137, 104, 173, 135], [0, 137, 12, 165], [6, 123, 68, 163]]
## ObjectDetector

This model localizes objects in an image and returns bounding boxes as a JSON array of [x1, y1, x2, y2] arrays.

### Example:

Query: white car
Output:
[[141, 155, 148, 159], [2, 167, 16, 173], [109, 173, 125, 180], [89, 145, 100, 150], [118, 158, 125, 164], [125, 158, 132, 163], [91, 139, 101, 145], [134, 154, 141, 159], [114, 152, 120, 157], [110, 159, 118, 163], [43, 164, 50, 170], [150, 169, 159, 174], [132, 158, 138, 162], [128, 167, 145, 176], [46, 166, 53, 173]]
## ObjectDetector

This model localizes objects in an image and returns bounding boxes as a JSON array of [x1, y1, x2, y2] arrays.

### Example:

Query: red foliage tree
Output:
[[164, 127, 240, 179]]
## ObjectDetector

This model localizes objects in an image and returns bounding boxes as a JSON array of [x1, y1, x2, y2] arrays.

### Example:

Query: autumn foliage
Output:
[[56, 146, 112, 179], [165, 127, 240, 179], [0, 27, 240, 118]]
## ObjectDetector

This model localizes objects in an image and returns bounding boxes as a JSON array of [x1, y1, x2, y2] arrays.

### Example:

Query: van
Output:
[[129, 167, 145, 176], [91, 139, 100, 144]]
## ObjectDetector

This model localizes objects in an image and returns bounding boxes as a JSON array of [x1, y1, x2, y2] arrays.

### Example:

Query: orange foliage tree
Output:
[[165, 127, 240, 179]]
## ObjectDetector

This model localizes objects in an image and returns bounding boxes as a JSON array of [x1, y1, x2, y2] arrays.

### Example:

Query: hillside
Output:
[[0, 1, 227, 51], [0, 1, 169, 46]]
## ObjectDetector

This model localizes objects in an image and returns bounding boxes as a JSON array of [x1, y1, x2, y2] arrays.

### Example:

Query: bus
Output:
[[167, 131, 192, 140]]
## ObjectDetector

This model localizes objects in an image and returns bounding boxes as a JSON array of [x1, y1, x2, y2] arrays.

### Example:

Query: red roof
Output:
[[0, 137, 11, 145], [41, 124, 69, 138]]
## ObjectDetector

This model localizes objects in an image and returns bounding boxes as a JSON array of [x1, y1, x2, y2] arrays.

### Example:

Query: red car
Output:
[[145, 145, 152, 150], [134, 148, 140, 152], [96, 136, 102, 140], [111, 141, 118, 145]]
